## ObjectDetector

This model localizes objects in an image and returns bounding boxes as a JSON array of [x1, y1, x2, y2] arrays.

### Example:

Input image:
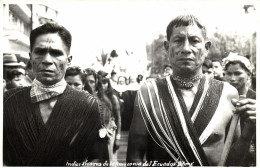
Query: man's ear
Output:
[[67, 55, 72, 65], [164, 41, 169, 51], [205, 41, 211, 50]]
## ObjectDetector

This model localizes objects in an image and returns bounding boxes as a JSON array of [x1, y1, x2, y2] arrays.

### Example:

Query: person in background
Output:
[[223, 53, 256, 166], [97, 70, 121, 163], [83, 68, 98, 95], [115, 76, 128, 95], [6, 70, 27, 90], [136, 74, 143, 84], [3, 53, 23, 80], [163, 64, 173, 76], [212, 57, 225, 81], [110, 70, 118, 89], [4, 23, 108, 166], [65, 66, 85, 91], [202, 58, 214, 78]]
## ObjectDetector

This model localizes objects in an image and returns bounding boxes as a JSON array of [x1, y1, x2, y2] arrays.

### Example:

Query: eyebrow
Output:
[[33, 47, 64, 54]]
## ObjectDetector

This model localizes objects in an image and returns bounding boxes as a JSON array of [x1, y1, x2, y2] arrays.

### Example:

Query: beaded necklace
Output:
[[172, 74, 203, 89]]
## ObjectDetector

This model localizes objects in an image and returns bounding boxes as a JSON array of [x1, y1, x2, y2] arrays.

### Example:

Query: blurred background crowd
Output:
[[2, 1, 257, 164]]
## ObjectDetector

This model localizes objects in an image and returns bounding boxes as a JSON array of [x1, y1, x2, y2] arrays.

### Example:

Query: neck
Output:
[[172, 67, 203, 78], [238, 86, 248, 96]]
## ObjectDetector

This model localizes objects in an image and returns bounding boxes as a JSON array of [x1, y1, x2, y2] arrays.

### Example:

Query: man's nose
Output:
[[42, 53, 53, 65], [181, 39, 192, 55], [229, 74, 236, 81]]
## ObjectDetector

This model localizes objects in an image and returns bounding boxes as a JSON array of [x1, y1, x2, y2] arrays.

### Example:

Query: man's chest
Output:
[[39, 97, 58, 123]]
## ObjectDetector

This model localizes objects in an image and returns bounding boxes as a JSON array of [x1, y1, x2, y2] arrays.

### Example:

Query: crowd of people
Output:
[[3, 14, 256, 166]]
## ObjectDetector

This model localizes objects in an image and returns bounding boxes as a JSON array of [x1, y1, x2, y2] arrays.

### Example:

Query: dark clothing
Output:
[[4, 86, 108, 166], [244, 88, 256, 166], [246, 88, 256, 99]]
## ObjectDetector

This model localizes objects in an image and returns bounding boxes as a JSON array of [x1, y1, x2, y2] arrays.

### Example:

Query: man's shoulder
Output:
[[67, 87, 97, 101], [4, 87, 31, 103], [221, 81, 239, 100]]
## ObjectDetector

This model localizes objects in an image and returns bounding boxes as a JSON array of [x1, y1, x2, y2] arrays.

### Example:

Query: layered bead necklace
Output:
[[172, 74, 203, 89]]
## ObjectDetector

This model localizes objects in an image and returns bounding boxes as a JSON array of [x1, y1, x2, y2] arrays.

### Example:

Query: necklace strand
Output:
[[172, 74, 203, 89]]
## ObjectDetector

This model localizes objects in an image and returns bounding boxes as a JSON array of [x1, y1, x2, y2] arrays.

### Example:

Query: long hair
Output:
[[83, 68, 97, 94], [96, 71, 115, 110]]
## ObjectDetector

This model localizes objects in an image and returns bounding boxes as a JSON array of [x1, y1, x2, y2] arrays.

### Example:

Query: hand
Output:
[[231, 98, 256, 125], [231, 97, 256, 141], [113, 139, 120, 152]]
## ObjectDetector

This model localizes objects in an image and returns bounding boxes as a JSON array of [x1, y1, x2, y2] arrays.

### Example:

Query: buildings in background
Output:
[[3, 4, 58, 63]]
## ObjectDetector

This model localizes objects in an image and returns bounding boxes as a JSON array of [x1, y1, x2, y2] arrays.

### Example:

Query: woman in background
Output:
[[65, 66, 85, 91], [96, 70, 121, 163], [223, 53, 256, 166]]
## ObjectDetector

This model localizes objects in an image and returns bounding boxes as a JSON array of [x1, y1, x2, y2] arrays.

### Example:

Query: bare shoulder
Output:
[[222, 81, 239, 100]]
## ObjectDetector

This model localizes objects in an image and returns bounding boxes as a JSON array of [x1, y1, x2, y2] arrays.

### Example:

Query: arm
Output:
[[112, 94, 121, 139], [224, 85, 256, 166], [226, 97, 256, 166], [126, 84, 150, 164]]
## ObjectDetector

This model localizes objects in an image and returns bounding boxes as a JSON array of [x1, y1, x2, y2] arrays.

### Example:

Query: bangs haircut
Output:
[[65, 66, 86, 83], [166, 14, 207, 41]]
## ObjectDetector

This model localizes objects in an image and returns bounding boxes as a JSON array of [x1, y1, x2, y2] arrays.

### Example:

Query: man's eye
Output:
[[35, 50, 46, 55], [50, 50, 63, 56]]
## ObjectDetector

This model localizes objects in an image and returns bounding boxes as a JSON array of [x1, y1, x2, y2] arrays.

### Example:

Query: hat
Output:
[[3, 54, 23, 66], [222, 52, 252, 74]]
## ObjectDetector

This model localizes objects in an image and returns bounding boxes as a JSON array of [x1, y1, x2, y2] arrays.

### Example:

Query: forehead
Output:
[[66, 75, 82, 82], [33, 33, 68, 51], [212, 61, 222, 66], [86, 75, 95, 81], [226, 63, 243, 71], [171, 25, 205, 39]]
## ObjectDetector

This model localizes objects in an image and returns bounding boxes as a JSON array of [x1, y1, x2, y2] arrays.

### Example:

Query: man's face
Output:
[[212, 61, 223, 78], [30, 33, 71, 85], [165, 25, 210, 75], [65, 75, 84, 91], [225, 63, 249, 91], [86, 75, 96, 93]]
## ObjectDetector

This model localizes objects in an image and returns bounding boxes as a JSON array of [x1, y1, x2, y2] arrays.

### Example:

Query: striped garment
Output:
[[137, 75, 223, 166]]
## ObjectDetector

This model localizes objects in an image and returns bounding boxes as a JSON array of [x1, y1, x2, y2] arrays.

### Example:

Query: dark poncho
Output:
[[4, 85, 108, 166]]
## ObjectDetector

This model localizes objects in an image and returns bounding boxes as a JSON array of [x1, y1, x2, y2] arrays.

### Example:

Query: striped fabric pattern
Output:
[[137, 76, 211, 166]]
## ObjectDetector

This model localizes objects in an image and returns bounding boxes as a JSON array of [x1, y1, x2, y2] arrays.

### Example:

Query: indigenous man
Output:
[[127, 14, 256, 166], [4, 23, 108, 166]]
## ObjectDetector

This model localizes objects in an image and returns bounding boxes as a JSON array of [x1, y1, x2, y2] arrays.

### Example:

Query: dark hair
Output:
[[203, 59, 212, 69], [6, 70, 23, 81], [166, 14, 207, 41], [83, 68, 97, 81], [30, 23, 72, 52], [65, 66, 86, 83], [96, 70, 115, 110], [111, 70, 117, 76], [224, 61, 251, 75], [164, 64, 172, 70], [83, 68, 97, 93], [212, 57, 222, 64], [137, 74, 143, 83]]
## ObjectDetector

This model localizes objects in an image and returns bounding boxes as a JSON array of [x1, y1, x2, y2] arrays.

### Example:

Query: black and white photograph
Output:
[[1, 0, 259, 166]]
